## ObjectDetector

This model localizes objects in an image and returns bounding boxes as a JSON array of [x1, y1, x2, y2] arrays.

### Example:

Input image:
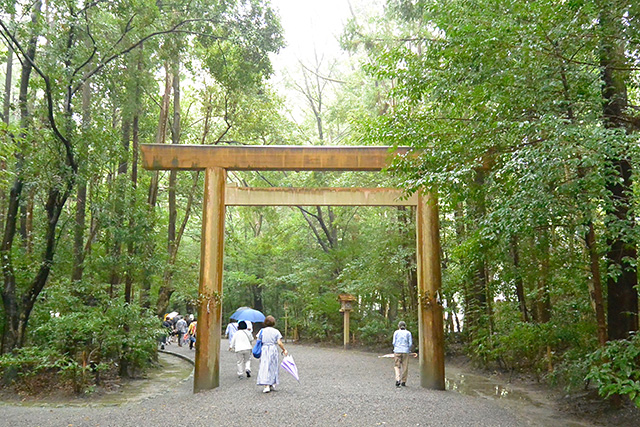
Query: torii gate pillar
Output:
[[417, 191, 445, 389], [193, 167, 226, 392]]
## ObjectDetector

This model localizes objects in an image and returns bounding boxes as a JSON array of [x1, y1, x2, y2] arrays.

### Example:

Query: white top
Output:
[[229, 329, 253, 352]]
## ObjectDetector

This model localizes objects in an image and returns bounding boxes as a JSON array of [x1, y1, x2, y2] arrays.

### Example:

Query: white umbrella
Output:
[[378, 352, 418, 358]]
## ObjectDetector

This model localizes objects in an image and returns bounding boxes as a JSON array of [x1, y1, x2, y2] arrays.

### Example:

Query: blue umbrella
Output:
[[230, 307, 265, 323]]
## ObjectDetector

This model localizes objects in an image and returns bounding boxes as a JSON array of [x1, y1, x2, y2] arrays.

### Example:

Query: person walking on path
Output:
[[175, 317, 188, 347], [256, 315, 288, 393], [160, 316, 172, 350], [187, 320, 197, 350], [225, 321, 238, 342], [393, 321, 412, 387], [229, 321, 254, 378]]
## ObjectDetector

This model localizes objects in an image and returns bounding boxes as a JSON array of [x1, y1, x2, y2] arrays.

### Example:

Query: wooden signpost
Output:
[[140, 144, 445, 392], [339, 294, 357, 349]]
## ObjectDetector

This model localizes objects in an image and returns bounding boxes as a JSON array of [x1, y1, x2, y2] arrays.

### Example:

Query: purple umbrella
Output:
[[281, 355, 299, 382]]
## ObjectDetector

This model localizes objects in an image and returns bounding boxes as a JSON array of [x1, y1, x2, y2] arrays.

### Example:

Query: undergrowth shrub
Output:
[[585, 333, 640, 408], [300, 294, 341, 342], [357, 313, 392, 347], [0, 301, 162, 395], [32, 301, 161, 378], [492, 322, 556, 373], [0, 347, 99, 394]]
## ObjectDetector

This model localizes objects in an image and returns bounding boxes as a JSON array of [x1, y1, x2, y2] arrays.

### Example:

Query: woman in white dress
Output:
[[256, 315, 288, 393]]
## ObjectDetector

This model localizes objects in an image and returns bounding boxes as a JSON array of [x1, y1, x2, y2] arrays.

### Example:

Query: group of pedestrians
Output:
[[214, 314, 415, 392], [161, 313, 197, 350], [227, 315, 288, 394]]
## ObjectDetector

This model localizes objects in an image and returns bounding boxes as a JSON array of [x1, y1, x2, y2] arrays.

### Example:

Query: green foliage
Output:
[[303, 293, 342, 342], [357, 313, 394, 347], [492, 322, 556, 373], [586, 334, 640, 408], [28, 301, 161, 385], [0, 347, 97, 394]]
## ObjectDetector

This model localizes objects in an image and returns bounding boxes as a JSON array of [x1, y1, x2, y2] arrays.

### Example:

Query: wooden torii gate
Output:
[[140, 144, 444, 392]]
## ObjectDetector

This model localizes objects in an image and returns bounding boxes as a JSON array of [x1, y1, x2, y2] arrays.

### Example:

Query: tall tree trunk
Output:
[[466, 167, 489, 340], [125, 45, 143, 305], [557, 36, 608, 344], [108, 117, 130, 297], [1, 0, 42, 353], [147, 65, 172, 208], [599, 5, 638, 340], [585, 221, 607, 346], [72, 65, 92, 283], [510, 234, 529, 322], [157, 54, 181, 316], [397, 206, 417, 312], [19, 188, 34, 253], [2, 39, 12, 123], [538, 227, 553, 372], [536, 228, 552, 324], [147, 65, 173, 313], [1, 31, 12, 228], [252, 284, 264, 313], [125, 113, 139, 305]]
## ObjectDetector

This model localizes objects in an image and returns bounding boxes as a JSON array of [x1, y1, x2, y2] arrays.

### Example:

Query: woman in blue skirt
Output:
[[256, 315, 288, 393]]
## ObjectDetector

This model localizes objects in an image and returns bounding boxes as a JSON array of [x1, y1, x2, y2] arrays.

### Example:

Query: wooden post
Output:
[[283, 303, 288, 343], [343, 311, 350, 348], [416, 191, 445, 390], [339, 294, 356, 349], [194, 167, 226, 392]]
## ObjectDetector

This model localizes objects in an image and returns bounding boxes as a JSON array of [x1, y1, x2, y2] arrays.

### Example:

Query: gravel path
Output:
[[0, 341, 576, 427]]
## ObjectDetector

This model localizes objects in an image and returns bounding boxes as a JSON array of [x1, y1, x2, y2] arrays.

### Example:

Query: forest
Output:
[[0, 0, 639, 409]]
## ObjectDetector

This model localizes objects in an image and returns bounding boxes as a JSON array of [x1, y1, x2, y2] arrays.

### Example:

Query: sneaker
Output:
[[263, 386, 270, 393], [270, 384, 276, 391], [401, 382, 406, 387], [246, 370, 251, 378], [396, 381, 401, 387]]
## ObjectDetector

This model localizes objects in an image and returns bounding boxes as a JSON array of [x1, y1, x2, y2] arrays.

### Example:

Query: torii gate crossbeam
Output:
[[140, 144, 444, 392]]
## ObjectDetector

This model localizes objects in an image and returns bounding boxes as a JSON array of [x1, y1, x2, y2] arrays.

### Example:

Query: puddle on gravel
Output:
[[445, 368, 593, 426], [446, 370, 538, 403], [2, 353, 193, 407]]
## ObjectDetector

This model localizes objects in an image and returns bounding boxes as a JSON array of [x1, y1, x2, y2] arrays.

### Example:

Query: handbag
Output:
[[252, 331, 263, 359]]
